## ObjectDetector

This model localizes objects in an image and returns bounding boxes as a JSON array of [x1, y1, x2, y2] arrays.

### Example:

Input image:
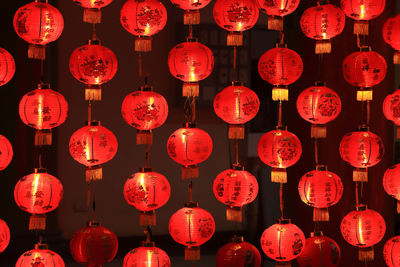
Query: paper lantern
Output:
[[69, 121, 118, 182], [169, 202, 215, 261], [0, 48, 15, 86], [70, 221, 118, 266], [213, 82, 259, 139], [0, 135, 13, 171], [120, 0, 167, 52], [257, 128, 302, 183], [16, 243, 65, 267], [167, 124, 213, 179], [384, 236, 400, 267], [123, 242, 171, 267], [216, 236, 261, 267], [383, 15, 400, 64], [69, 40, 118, 101], [19, 83, 68, 146], [13, 2, 64, 60], [0, 219, 10, 253], [260, 219, 305, 264], [123, 168, 171, 225], [298, 165, 343, 221], [300, 2, 345, 54], [383, 164, 400, 213], [296, 232, 341, 267], [73, 0, 113, 23], [296, 83, 341, 138], [213, 0, 259, 46], [14, 169, 63, 230], [257, 0, 300, 31], [170, 0, 212, 24], [168, 39, 214, 97], [213, 166, 259, 222], [340, 205, 386, 262], [121, 85, 168, 144], [383, 90, 400, 131], [258, 46, 303, 101]]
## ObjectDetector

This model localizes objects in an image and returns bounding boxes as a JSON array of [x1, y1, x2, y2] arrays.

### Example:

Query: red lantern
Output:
[[260, 219, 305, 264], [73, 0, 113, 24], [123, 168, 171, 225], [0, 135, 13, 171], [120, 0, 167, 52], [300, 2, 345, 54], [19, 83, 68, 146], [69, 121, 118, 182], [213, 82, 259, 139], [341, 0, 385, 35], [167, 124, 213, 179], [384, 236, 400, 267], [257, 0, 300, 31], [257, 128, 302, 183], [16, 243, 65, 266], [383, 15, 400, 64], [298, 165, 343, 221], [296, 232, 341, 267], [169, 202, 215, 261], [121, 85, 168, 144], [124, 242, 171, 267], [213, 0, 259, 46], [0, 48, 15, 86], [340, 205, 386, 262], [14, 169, 63, 231], [170, 0, 212, 25], [13, 2, 64, 60], [168, 39, 214, 97], [216, 236, 261, 267], [383, 89, 400, 131], [383, 164, 400, 213], [70, 221, 118, 266], [296, 83, 341, 138], [258, 46, 303, 101], [69, 40, 118, 101], [0, 219, 10, 253], [213, 166, 259, 222]]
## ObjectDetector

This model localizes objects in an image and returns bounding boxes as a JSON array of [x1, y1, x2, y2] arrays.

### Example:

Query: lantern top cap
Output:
[[139, 167, 153, 173], [34, 243, 49, 250], [232, 235, 244, 243], [87, 120, 101, 126], [37, 83, 51, 90], [356, 204, 368, 211], [185, 37, 198, 43], [316, 165, 327, 171], [184, 201, 199, 208], [183, 122, 196, 128], [357, 124, 369, 132], [87, 39, 101, 45], [360, 46, 372, 52], [275, 43, 287, 48], [34, 168, 48, 174], [139, 84, 153, 92], [317, 0, 329, 6], [87, 220, 101, 227], [142, 241, 155, 247], [310, 231, 324, 237], [314, 81, 326, 87], [231, 81, 244, 86], [278, 218, 291, 224], [231, 163, 244, 171], [275, 125, 287, 131]]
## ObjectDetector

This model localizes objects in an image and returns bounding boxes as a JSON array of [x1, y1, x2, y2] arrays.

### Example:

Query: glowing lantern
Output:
[[0, 135, 13, 171], [170, 0, 212, 24], [13, 2, 64, 60], [300, 2, 345, 54], [341, 0, 385, 35], [121, 84, 168, 144], [19, 83, 68, 146], [296, 83, 341, 138], [0, 219, 10, 253], [340, 205, 386, 262], [169, 202, 215, 261], [14, 169, 63, 230], [383, 90, 400, 137], [260, 219, 305, 265], [298, 165, 343, 222], [16, 243, 65, 266], [296, 231, 341, 267], [213, 166, 259, 222], [167, 124, 213, 179], [168, 39, 214, 97], [257, 127, 302, 183], [257, 0, 300, 31], [213, 0, 259, 46], [383, 164, 400, 213], [384, 236, 400, 267], [73, 0, 113, 24], [123, 242, 171, 267], [213, 81, 260, 139], [0, 48, 15, 86], [120, 0, 167, 52], [216, 236, 261, 267], [69, 40, 118, 101], [383, 14, 400, 64], [123, 168, 171, 225], [70, 221, 118, 266], [69, 121, 118, 182]]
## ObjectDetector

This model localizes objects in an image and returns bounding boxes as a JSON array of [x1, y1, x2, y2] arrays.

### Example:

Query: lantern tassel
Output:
[[137, 130, 153, 145], [354, 21, 369, 36], [228, 124, 245, 139], [184, 10, 200, 25], [272, 86, 289, 101], [86, 166, 103, 182], [311, 124, 327, 139], [353, 168, 368, 182], [356, 89, 373, 101], [35, 130, 52, 146], [227, 32, 243, 46], [396, 127, 400, 141], [315, 40, 331, 54], [85, 85, 102, 101], [394, 51, 400, 64], [268, 15, 283, 32], [182, 165, 199, 180], [397, 201, 400, 214], [185, 246, 200, 261], [140, 210, 156, 226], [359, 247, 374, 262], [313, 208, 329, 222], [276, 261, 291, 267], [226, 206, 242, 222], [183, 82, 199, 97], [83, 8, 101, 24], [271, 168, 287, 183], [135, 37, 152, 52], [28, 44, 46, 60], [29, 215, 46, 231]]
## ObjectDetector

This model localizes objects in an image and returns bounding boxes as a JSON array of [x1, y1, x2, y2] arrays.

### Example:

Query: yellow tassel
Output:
[[184, 10, 200, 25], [85, 86, 102, 101], [354, 21, 369, 36], [272, 87, 288, 101], [228, 124, 245, 140], [394, 52, 400, 64], [226, 206, 242, 222], [271, 168, 287, 183], [359, 247, 374, 262], [227, 32, 243, 46], [185, 246, 200, 261], [315, 40, 331, 54], [35, 130, 52, 146], [397, 201, 400, 214], [83, 8, 101, 24], [135, 37, 152, 52], [313, 208, 329, 222], [86, 166, 103, 182], [28, 45, 46, 60], [357, 89, 373, 101], [353, 168, 368, 182], [183, 82, 199, 97]]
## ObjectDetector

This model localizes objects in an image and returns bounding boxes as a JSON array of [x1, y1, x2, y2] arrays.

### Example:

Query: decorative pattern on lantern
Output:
[[383, 90, 400, 135], [170, 0, 212, 25], [260, 219, 305, 264], [16, 243, 65, 267], [169, 202, 215, 261], [168, 39, 214, 97], [383, 14, 400, 64], [167, 124, 213, 179], [73, 0, 113, 24], [383, 164, 400, 213], [120, 0, 167, 52], [340, 205, 386, 262], [213, 0, 259, 46], [19, 83, 68, 146], [0, 48, 15, 86], [216, 236, 261, 267], [213, 82, 259, 139], [121, 85, 168, 144], [0, 135, 13, 171], [14, 169, 63, 231], [70, 221, 118, 266], [296, 83, 341, 138], [384, 236, 400, 267], [69, 121, 118, 182], [257, 0, 300, 31], [123, 242, 171, 267], [300, 2, 345, 54], [13, 2, 64, 60], [257, 128, 302, 183], [0, 219, 10, 253], [69, 40, 118, 101], [296, 232, 341, 267]]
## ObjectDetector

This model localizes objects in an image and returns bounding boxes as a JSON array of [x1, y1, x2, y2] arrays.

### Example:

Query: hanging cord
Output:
[[88, 101, 93, 122], [91, 182, 96, 220], [314, 138, 319, 165], [233, 46, 238, 81], [314, 221, 320, 233], [360, 181, 365, 204], [279, 31, 285, 45], [277, 101, 283, 127], [138, 54, 143, 77], [279, 183, 284, 219], [317, 54, 323, 82], [188, 24, 194, 39], [366, 100, 371, 126], [189, 180, 193, 202], [234, 139, 239, 165], [355, 182, 360, 206], [38, 148, 43, 169], [357, 34, 361, 49], [184, 96, 196, 123], [40, 60, 45, 84], [92, 23, 98, 40], [144, 226, 152, 242], [145, 144, 151, 168]]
